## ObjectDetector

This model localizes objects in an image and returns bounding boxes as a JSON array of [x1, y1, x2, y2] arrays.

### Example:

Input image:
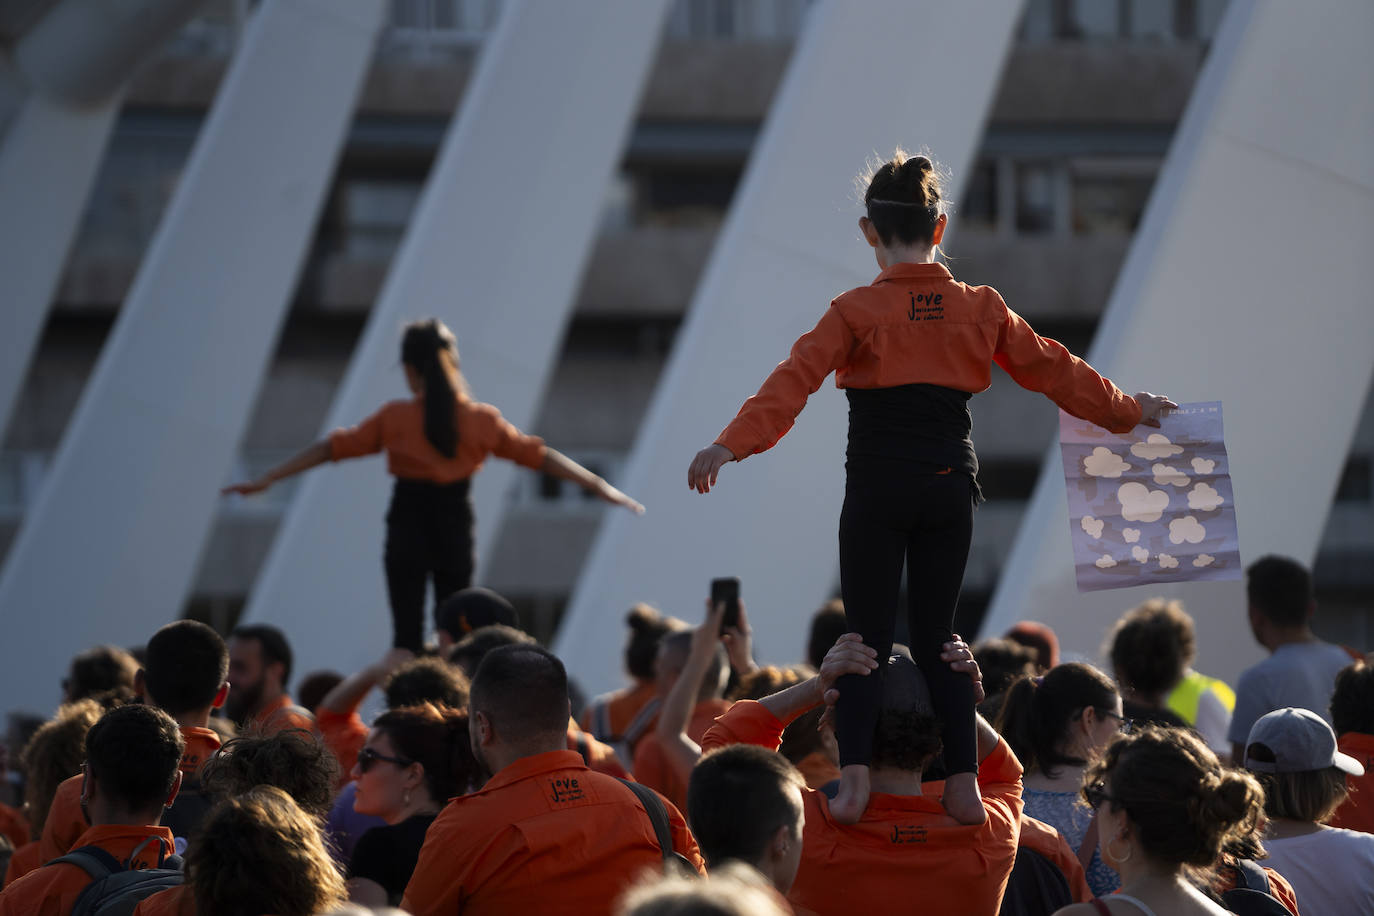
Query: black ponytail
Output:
[[994, 662, 1118, 778], [401, 319, 461, 458]]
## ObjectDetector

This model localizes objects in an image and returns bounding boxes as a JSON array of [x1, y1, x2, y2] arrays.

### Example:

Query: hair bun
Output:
[[626, 603, 661, 632]]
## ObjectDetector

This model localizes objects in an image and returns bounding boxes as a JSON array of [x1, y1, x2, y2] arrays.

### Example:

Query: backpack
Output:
[[52, 844, 184, 916], [998, 847, 1075, 916], [1218, 859, 1293, 916], [619, 780, 697, 877]]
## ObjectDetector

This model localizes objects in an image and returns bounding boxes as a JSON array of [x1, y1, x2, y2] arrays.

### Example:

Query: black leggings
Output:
[[835, 460, 978, 775], [384, 478, 475, 652]]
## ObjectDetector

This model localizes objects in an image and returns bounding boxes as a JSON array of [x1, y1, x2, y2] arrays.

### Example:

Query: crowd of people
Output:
[[0, 553, 1368, 915]]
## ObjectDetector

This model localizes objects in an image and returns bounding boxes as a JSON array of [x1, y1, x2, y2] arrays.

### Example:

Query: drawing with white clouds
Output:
[[1059, 401, 1240, 591]]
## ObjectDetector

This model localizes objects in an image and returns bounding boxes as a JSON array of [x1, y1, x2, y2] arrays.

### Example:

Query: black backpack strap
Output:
[[1232, 858, 1272, 894], [51, 845, 124, 879], [619, 779, 695, 876], [575, 732, 593, 766]]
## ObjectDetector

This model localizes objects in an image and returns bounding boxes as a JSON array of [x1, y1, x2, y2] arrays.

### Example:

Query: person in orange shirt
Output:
[[40, 621, 229, 864], [0, 705, 183, 915], [402, 645, 704, 915], [1328, 658, 1374, 834], [223, 624, 315, 734], [224, 318, 644, 652], [688, 150, 1174, 826], [701, 635, 1023, 916], [581, 604, 688, 761]]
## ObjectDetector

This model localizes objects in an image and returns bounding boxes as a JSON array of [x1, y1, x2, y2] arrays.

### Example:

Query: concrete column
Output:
[[979, 0, 1374, 684], [242, 0, 675, 682], [0, 0, 385, 716], [555, 0, 1023, 697]]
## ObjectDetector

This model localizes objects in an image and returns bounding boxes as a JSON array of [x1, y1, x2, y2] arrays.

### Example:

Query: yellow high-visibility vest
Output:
[[1167, 670, 1235, 725]]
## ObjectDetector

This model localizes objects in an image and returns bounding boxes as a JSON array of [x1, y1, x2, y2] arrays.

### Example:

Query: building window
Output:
[[1015, 162, 1057, 234], [1070, 158, 1159, 235], [958, 160, 999, 231], [336, 179, 423, 260]]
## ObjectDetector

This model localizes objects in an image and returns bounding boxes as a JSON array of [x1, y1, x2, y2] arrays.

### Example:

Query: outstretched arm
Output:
[[320, 647, 414, 716], [542, 449, 644, 514], [222, 439, 332, 496]]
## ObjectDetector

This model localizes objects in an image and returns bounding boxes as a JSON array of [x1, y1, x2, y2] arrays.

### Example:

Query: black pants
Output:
[[384, 478, 475, 652], [835, 460, 978, 775]]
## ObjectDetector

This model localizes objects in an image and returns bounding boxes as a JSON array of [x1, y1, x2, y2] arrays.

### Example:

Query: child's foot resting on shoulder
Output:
[[942, 771, 986, 825], [830, 764, 871, 824]]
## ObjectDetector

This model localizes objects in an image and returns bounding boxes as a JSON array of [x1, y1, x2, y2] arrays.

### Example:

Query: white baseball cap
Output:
[[1243, 707, 1365, 776]]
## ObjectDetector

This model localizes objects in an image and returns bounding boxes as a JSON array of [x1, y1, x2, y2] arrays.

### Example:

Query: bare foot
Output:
[[942, 772, 986, 825], [830, 764, 871, 825]]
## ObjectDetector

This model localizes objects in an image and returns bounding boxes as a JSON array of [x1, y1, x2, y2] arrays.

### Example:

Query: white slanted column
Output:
[[555, 0, 1023, 697], [0, 0, 209, 438], [242, 0, 674, 679], [979, 0, 1374, 684], [0, 0, 385, 715]]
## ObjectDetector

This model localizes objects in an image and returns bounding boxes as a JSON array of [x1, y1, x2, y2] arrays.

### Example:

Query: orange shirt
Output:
[[1330, 732, 1374, 834], [330, 397, 547, 484], [632, 698, 731, 813], [401, 749, 704, 915], [3, 841, 40, 887], [1018, 814, 1091, 903], [580, 682, 659, 746], [716, 262, 1141, 460], [1214, 861, 1301, 916], [567, 720, 632, 781], [0, 804, 27, 852], [317, 701, 370, 780], [702, 700, 1023, 916], [0, 823, 174, 916], [132, 883, 195, 916], [40, 726, 221, 864], [793, 751, 841, 791]]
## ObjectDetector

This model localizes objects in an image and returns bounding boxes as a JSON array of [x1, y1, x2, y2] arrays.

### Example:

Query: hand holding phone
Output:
[[710, 577, 741, 635]]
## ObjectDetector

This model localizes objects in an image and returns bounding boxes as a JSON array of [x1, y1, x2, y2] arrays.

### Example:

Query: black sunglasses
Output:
[[1083, 781, 1117, 810], [1098, 709, 1134, 734], [357, 747, 414, 774]]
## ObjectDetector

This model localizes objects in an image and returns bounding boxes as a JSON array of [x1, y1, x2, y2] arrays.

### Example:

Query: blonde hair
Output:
[[616, 862, 787, 916], [19, 700, 103, 834]]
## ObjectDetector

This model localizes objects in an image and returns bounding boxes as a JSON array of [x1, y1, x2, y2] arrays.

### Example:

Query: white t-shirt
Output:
[[1227, 641, 1353, 746], [1262, 826, 1374, 915]]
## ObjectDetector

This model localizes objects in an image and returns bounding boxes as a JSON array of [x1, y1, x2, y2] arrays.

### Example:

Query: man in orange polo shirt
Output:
[[39, 621, 230, 865], [402, 645, 704, 915], [1329, 658, 1374, 833], [0, 704, 183, 914], [225, 624, 315, 734], [701, 636, 1023, 916]]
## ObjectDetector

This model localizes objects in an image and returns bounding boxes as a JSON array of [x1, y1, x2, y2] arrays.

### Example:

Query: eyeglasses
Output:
[[357, 747, 414, 774], [1083, 782, 1117, 810], [1098, 709, 1134, 734]]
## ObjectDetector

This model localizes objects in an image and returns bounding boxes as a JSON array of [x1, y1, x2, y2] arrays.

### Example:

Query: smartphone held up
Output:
[[710, 577, 741, 635]]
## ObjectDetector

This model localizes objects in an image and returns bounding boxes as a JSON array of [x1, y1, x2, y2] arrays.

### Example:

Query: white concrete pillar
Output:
[[555, 0, 1024, 697], [979, 0, 1374, 685], [242, 0, 676, 682], [0, 0, 385, 716]]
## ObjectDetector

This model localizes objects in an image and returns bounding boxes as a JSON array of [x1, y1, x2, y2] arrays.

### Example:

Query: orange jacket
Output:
[[702, 700, 1023, 916], [716, 262, 1141, 459], [3, 841, 40, 887], [330, 397, 547, 484], [0, 824, 174, 916], [0, 804, 27, 851], [793, 750, 841, 791], [1018, 814, 1091, 903], [40, 726, 220, 864], [632, 698, 732, 813], [1330, 732, 1374, 835], [401, 749, 704, 915]]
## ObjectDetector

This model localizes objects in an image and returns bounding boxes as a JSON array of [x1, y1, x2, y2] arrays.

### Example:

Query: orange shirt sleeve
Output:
[[992, 304, 1142, 434], [716, 306, 856, 460], [37, 776, 85, 863], [0, 804, 28, 849], [699, 699, 786, 754], [317, 705, 369, 779], [400, 803, 475, 915], [328, 405, 388, 461], [474, 404, 547, 470], [4, 840, 40, 886]]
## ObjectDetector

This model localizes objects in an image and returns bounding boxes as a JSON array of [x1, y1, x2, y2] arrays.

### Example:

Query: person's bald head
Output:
[[469, 645, 570, 747], [655, 631, 727, 701]]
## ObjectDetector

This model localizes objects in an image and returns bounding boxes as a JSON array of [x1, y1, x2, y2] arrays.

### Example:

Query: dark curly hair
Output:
[[1107, 598, 1196, 697], [200, 729, 339, 820]]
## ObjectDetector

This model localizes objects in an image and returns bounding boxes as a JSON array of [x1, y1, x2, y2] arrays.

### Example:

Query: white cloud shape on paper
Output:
[[1122, 528, 1141, 543], [1132, 545, 1150, 563], [1095, 554, 1118, 569], [1169, 516, 1207, 544], [1152, 463, 1190, 487], [1080, 516, 1105, 539], [1194, 554, 1216, 568], [1131, 434, 1184, 460], [1192, 457, 1216, 475], [1158, 553, 1179, 569], [1117, 482, 1170, 522], [1188, 482, 1224, 512], [1083, 447, 1131, 478]]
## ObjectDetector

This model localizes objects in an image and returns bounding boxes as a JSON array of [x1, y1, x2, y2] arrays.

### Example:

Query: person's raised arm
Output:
[[759, 633, 879, 724], [654, 602, 728, 784], [222, 439, 332, 496], [542, 448, 645, 514], [320, 647, 415, 716]]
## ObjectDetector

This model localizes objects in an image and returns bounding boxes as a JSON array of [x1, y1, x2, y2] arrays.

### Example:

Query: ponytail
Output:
[[401, 319, 463, 458], [994, 662, 1118, 778]]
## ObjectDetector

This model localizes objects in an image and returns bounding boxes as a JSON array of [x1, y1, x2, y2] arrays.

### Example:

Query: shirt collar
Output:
[[71, 824, 176, 860], [873, 261, 953, 284], [478, 750, 586, 795]]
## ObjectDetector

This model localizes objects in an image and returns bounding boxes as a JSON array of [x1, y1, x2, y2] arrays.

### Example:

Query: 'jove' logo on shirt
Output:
[[907, 291, 943, 321], [890, 825, 928, 844], [549, 777, 586, 804]]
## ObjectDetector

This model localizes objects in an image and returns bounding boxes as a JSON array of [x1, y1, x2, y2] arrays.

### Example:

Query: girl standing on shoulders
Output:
[[225, 319, 644, 651], [688, 150, 1173, 824]]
